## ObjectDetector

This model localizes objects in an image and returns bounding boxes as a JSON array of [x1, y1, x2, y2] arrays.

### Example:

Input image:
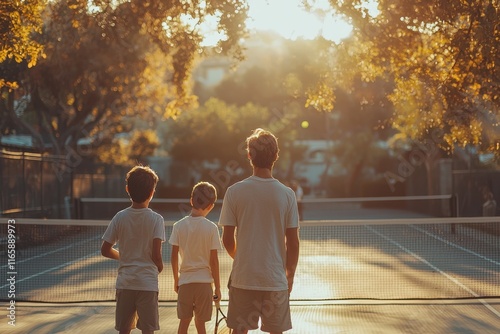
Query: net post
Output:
[[73, 197, 82, 219]]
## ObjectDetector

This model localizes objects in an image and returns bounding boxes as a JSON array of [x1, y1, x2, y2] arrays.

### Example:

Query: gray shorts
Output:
[[177, 283, 213, 322], [115, 289, 159, 331], [227, 287, 292, 332]]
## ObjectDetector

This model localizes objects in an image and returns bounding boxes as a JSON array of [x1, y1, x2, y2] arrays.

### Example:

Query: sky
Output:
[[196, 0, 370, 47], [245, 0, 353, 43]]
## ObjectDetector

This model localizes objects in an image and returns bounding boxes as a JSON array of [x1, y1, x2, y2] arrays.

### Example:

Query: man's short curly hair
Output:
[[246, 128, 279, 169]]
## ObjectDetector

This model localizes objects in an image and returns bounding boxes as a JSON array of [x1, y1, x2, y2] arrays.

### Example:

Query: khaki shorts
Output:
[[115, 289, 159, 331], [177, 283, 213, 322], [227, 287, 292, 333]]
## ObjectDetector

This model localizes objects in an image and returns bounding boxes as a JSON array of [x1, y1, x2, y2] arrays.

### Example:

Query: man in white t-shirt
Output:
[[101, 165, 165, 334], [220, 128, 300, 334], [169, 182, 222, 334]]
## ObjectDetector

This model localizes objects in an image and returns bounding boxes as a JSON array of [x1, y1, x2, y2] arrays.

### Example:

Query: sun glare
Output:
[[247, 0, 353, 43], [187, 0, 368, 47]]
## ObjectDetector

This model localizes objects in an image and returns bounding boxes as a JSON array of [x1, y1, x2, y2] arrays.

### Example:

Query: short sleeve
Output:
[[102, 217, 118, 244], [153, 215, 166, 242], [168, 224, 178, 246], [210, 225, 223, 251], [219, 188, 237, 226], [287, 189, 300, 229]]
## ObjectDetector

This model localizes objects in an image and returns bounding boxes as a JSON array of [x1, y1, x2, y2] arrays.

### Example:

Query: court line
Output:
[[410, 224, 500, 266], [0, 250, 101, 289], [0, 234, 102, 269], [366, 225, 500, 318]]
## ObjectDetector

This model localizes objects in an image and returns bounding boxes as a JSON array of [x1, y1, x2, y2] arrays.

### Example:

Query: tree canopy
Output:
[[0, 0, 45, 88], [166, 98, 270, 169], [189, 33, 395, 191], [307, 0, 499, 155], [1, 0, 248, 156]]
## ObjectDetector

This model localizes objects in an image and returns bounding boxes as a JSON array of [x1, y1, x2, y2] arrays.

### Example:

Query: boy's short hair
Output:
[[191, 182, 217, 210], [246, 128, 279, 169], [126, 165, 159, 203]]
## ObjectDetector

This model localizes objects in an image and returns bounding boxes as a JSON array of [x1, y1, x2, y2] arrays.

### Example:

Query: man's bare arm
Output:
[[285, 227, 300, 293], [222, 226, 237, 259]]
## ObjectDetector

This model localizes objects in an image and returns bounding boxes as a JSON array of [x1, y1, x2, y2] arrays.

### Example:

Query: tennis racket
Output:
[[213, 296, 231, 334]]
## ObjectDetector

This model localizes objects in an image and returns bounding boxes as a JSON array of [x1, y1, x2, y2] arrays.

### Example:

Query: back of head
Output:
[[191, 182, 217, 210], [246, 128, 279, 169], [126, 165, 159, 203]]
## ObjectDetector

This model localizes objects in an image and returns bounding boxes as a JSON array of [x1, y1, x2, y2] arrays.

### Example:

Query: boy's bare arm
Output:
[[222, 226, 236, 259], [152, 238, 163, 273], [101, 241, 119, 260], [171, 245, 179, 293], [285, 227, 300, 293], [210, 249, 221, 300]]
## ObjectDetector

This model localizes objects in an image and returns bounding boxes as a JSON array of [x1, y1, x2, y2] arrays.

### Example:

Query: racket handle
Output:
[[213, 295, 220, 307]]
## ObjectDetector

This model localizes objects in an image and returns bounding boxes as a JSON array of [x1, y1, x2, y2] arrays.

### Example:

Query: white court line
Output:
[[365, 225, 500, 319], [0, 250, 101, 289], [410, 224, 500, 266], [0, 234, 102, 269]]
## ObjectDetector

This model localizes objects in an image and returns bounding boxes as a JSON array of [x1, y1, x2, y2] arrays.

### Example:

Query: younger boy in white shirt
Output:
[[169, 181, 222, 334]]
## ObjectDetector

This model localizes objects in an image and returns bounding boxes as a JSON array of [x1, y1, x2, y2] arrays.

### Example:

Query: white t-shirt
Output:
[[169, 215, 223, 286], [219, 176, 299, 291], [102, 207, 166, 292]]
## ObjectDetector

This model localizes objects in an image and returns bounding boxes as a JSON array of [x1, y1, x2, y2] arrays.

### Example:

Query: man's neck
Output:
[[253, 167, 273, 179]]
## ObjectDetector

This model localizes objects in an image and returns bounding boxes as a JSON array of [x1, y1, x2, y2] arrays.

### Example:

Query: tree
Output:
[[0, 0, 45, 89], [1, 0, 248, 158], [165, 97, 308, 192], [205, 34, 342, 178], [96, 129, 159, 165], [0, 0, 45, 136], [166, 98, 270, 169], [128, 129, 160, 163], [307, 0, 499, 155]]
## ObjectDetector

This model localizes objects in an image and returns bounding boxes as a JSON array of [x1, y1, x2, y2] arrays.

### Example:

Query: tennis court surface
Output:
[[1, 202, 499, 333]]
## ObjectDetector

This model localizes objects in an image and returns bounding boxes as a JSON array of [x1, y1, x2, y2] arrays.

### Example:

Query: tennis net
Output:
[[76, 195, 454, 220], [0, 216, 498, 303]]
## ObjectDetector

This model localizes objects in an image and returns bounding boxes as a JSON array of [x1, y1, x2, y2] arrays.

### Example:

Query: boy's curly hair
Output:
[[191, 182, 217, 210]]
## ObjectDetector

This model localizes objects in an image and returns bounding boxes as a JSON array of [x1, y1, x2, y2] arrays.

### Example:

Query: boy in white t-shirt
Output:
[[101, 165, 165, 334], [169, 181, 222, 334]]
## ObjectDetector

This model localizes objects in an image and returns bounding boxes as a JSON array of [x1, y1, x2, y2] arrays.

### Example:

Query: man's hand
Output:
[[285, 227, 299, 294], [287, 275, 294, 294], [174, 279, 179, 294]]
